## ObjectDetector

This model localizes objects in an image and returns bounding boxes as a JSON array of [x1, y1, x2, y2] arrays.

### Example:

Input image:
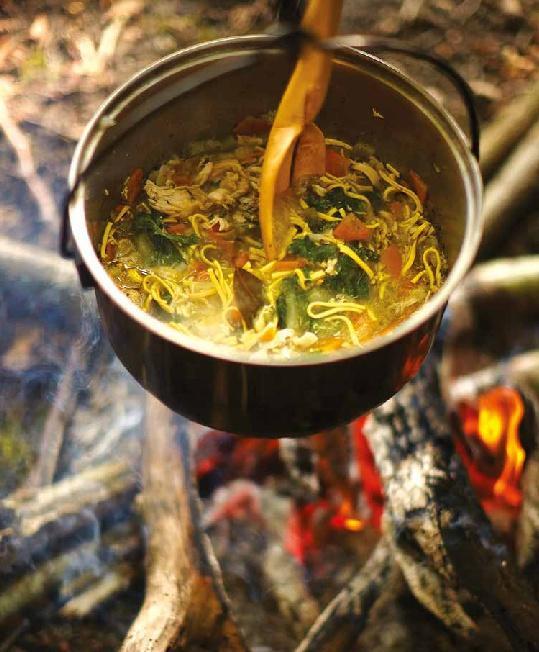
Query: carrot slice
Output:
[[234, 250, 250, 268], [326, 149, 350, 177], [165, 222, 189, 234], [273, 257, 307, 271], [381, 244, 402, 278], [233, 116, 271, 136], [389, 201, 405, 219], [292, 123, 327, 183], [123, 168, 144, 205], [333, 214, 370, 242], [409, 170, 428, 204]]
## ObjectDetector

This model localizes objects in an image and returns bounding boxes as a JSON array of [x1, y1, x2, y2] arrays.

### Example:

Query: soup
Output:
[[99, 116, 446, 358]]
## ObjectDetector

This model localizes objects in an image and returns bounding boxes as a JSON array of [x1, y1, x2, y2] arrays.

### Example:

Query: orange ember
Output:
[[456, 386, 525, 511]]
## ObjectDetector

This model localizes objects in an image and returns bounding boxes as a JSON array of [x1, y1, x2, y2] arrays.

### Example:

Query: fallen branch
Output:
[[24, 340, 85, 489], [364, 347, 539, 651], [479, 121, 539, 259], [480, 78, 539, 179], [0, 96, 61, 225], [59, 561, 136, 618], [0, 460, 136, 577], [120, 396, 249, 652], [0, 521, 140, 627], [295, 539, 394, 652]]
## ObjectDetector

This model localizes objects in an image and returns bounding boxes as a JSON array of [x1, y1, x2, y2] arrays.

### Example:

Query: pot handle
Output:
[[60, 205, 95, 288], [274, 3, 479, 159]]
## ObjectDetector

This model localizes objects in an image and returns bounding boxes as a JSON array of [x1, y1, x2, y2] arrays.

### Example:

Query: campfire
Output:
[[1, 1, 539, 651]]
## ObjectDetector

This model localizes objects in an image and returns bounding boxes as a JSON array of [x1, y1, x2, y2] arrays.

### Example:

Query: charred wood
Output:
[[120, 396, 249, 652], [364, 348, 539, 651], [294, 539, 393, 652]]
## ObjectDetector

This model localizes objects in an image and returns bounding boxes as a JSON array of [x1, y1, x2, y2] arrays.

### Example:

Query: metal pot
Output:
[[65, 34, 482, 437]]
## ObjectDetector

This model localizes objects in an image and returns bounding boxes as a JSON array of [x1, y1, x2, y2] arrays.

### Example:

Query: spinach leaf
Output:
[[324, 245, 377, 300], [133, 212, 198, 265], [306, 187, 367, 215], [288, 237, 338, 263]]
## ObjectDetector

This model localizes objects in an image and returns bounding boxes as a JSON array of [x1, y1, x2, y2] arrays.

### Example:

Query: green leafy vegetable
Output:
[[288, 237, 338, 263], [306, 187, 367, 215], [276, 277, 312, 331], [133, 212, 198, 265], [324, 245, 378, 299]]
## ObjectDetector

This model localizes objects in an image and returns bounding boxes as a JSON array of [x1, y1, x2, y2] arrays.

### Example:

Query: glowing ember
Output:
[[456, 386, 526, 511], [353, 417, 384, 530]]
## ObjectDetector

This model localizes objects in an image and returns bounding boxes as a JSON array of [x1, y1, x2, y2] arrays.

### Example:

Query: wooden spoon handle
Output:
[[259, 0, 343, 260]]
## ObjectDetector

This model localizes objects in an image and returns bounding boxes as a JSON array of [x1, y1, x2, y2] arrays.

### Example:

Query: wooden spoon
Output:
[[259, 0, 343, 260]]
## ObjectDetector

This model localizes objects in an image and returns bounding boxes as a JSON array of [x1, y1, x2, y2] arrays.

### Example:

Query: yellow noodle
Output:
[[100, 221, 113, 259], [336, 243, 375, 279]]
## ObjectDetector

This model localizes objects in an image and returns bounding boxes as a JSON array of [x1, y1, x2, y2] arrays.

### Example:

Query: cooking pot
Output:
[[64, 33, 482, 437]]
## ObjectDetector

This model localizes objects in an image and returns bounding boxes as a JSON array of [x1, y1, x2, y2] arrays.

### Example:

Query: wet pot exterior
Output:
[[68, 35, 482, 437]]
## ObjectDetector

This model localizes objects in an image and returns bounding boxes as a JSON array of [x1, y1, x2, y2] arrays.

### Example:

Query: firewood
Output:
[[23, 340, 85, 490], [294, 539, 394, 652], [479, 121, 539, 259], [0, 461, 137, 577], [59, 561, 137, 618], [364, 345, 539, 651], [0, 521, 140, 627], [480, 78, 539, 179], [517, 451, 539, 592], [120, 396, 249, 652]]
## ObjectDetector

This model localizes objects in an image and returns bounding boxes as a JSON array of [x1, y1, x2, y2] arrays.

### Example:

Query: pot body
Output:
[[68, 35, 482, 437]]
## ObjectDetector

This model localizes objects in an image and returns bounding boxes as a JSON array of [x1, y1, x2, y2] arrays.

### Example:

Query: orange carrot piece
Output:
[[123, 168, 144, 205], [273, 257, 307, 271], [233, 116, 271, 136], [381, 244, 402, 278], [165, 222, 189, 234], [409, 170, 428, 204], [333, 214, 370, 242], [325, 149, 350, 177]]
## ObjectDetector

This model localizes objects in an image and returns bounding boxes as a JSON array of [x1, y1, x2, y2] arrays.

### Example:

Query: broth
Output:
[[99, 117, 446, 358]]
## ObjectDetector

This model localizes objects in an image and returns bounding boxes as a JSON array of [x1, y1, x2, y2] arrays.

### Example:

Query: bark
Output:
[[294, 539, 394, 652], [120, 396, 249, 652], [364, 347, 539, 651]]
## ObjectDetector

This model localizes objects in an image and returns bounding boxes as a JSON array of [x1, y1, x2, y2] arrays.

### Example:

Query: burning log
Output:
[[294, 539, 394, 652], [364, 347, 539, 651], [120, 396, 249, 652]]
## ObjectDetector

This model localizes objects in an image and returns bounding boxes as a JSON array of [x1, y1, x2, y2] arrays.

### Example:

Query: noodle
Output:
[[100, 118, 447, 356]]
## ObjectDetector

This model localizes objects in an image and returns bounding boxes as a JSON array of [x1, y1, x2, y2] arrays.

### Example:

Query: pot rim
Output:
[[69, 33, 483, 368]]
